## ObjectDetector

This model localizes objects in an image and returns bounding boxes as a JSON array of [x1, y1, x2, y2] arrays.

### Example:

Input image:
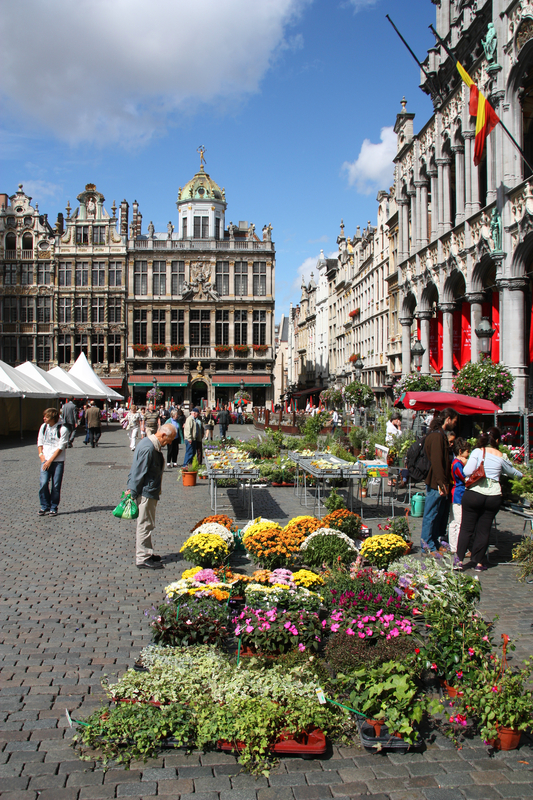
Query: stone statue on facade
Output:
[[248, 223, 256, 240], [148, 221, 155, 238], [129, 222, 135, 239], [228, 222, 236, 238], [87, 197, 96, 218], [482, 23, 498, 65], [262, 223, 273, 241], [167, 221, 174, 238], [490, 208, 503, 251]]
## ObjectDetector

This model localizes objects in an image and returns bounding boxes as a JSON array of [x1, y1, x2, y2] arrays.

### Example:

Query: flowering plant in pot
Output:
[[233, 606, 323, 654], [454, 640, 533, 749], [214, 345, 231, 356], [321, 509, 362, 540], [151, 343, 167, 353], [252, 344, 268, 353], [179, 530, 230, 568], [360, 533, 409, 569], [300, 528, 358, 568], [132, 343, 149, 353], [343, 380, 374, 408], [453, 354, 514, 407], [169, 344, 186, 354], [233, 345, 250, 356], [148, 596, 229, 648]]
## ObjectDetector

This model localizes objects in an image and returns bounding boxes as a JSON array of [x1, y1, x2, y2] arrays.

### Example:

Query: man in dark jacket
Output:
[[217, 405, 231, 440], [420, 407, 458, 553], [125, 423, 176, 570], [61, 397, 78, 447], [85, 401, 102, 448]]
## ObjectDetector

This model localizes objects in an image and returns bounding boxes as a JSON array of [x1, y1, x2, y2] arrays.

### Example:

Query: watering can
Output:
[[410, 492, 426, 518]]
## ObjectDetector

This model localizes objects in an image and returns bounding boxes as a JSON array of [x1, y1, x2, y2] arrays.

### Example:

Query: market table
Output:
[[204, 451, 259, 517]]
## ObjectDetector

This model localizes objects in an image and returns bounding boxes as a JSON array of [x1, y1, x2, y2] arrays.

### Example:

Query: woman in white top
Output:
[[126, 405, 142, 451], [456, 427, 522, 571]]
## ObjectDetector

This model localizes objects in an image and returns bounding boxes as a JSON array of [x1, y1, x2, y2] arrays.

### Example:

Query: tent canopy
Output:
[[394, 391, 501, 415], [0, 360, 58, 398], [16, 361, 81, 397], [49, 366, 108, 400], [69, 353, 124, 401]]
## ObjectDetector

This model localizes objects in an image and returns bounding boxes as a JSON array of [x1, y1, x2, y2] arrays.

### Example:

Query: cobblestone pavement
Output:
[[1, 423, 533, 800]]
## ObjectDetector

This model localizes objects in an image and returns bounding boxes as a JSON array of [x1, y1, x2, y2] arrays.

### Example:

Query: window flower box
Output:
[[214, 345, 232, 356], [252, 344, 268, 353], [234, 345, 250, 356], [151, 344, 167, 354], [168, 344, 185, 354], [349, 308, 360, 318], [132, 344, 149, 353]]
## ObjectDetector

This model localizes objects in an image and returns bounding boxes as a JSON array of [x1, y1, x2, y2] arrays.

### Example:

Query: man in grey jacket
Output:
[[125, 423, 176, 570]]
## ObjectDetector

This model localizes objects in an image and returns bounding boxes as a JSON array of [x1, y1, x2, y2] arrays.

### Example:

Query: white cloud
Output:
[[292, 250, 337, 291], [345, 0, 380, 12], [20, 180, 63, 201], [342, 126, 397, 194], [308, 234, 328, 244], [0, 0, 306, 146]]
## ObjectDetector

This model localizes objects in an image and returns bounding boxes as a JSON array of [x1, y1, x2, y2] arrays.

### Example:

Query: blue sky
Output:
[[1, 0, 436, 318]]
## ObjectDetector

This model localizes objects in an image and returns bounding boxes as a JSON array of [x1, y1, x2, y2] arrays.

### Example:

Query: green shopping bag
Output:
[[112, 492, 139, 520]]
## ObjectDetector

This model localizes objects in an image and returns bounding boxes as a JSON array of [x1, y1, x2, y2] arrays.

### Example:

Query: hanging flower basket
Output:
[[393, 372, 440, 401], [253, 344, 268, 353], [349, 308, 360, 318], [234, 390, 251, 403], [349, 353, 361, 363], [343, 380, 374, 408], [132, 344, 149, 353], [234, 345, 250, 356], [146, 387, 164, 405], [319, 387, 343, 408], [453, 354, 514, 407], [214, 345, 232, 356], [168, 345, 186, 354]]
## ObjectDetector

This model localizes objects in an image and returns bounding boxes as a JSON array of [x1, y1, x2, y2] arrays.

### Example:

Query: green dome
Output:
[[178, 166, 225, 203]]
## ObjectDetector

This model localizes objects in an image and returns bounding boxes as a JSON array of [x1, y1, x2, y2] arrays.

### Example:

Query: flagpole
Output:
[[429, 24, 533, 175], [386, 15, 435, 85]]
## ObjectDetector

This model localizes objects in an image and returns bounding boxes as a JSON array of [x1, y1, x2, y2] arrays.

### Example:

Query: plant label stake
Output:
[[316, 688, 366, 717], [237, 637, 242, 665], [176, 604, 180, 621], [65, 708, 89, 727]]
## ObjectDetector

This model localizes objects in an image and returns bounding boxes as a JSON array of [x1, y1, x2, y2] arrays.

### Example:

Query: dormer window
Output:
[[76, 226, 89, 244], [93, 226, 106, 244]]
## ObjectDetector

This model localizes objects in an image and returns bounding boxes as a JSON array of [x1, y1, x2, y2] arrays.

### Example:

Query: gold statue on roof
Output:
[[197, 145, 206, 167]]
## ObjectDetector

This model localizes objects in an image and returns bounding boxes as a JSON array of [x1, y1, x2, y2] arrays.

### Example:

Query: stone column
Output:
[[501, 278, 528, 410], [428, 168, 438, 240], [416, 310, 432, 375], [441, 158, 452, 231], [419, 181, 429, 247], [407, 188, 416, 254], [440, 302, 455, 391], [453, 146, 465, 225], [437, 160, 445, 236], [398, 199, 409, 262], [400, 316, 413, 376], [466, 292, 485, 363], [463, 132, 473, 217]]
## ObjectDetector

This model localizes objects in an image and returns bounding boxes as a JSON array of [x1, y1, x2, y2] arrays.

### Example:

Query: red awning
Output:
[[292, 386, 322, 397], [101, 377, 124, 388], [128, 374, 188, 385], [213, 375, 271, 385], [395, 391, 500, 414]]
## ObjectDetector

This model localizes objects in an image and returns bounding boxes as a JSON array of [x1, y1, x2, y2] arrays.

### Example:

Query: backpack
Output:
[[405, 435, 431, 482]]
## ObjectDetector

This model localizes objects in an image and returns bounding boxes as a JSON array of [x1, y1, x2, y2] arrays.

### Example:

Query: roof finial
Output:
[[197, 145, 206, 168], [340, 219, 345, 236], [401, 96, 407, 113]]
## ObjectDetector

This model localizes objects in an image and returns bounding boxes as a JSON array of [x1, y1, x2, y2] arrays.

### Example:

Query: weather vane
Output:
[[197, 145, 206, 167]]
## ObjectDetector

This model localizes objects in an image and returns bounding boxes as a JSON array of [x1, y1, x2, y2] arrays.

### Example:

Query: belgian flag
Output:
[[456, 62, 500, 166]]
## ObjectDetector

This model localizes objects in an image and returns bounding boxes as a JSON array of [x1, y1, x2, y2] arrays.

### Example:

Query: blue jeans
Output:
[[183, 440, 197, 466], [421, 487, 449, 552], [219, 424, 227, 439], [39, 461, 65, 512]]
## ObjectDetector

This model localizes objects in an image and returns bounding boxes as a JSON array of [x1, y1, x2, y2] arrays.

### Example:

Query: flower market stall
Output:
[[71, 509, 533, 774]]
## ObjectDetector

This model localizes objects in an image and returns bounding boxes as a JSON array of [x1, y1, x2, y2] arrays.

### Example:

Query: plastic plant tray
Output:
[[357, 719, 420, 752], [217, 726, 327, 756]]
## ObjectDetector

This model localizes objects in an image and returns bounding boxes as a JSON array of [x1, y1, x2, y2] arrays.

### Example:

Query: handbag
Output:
[[121, 417, 129, 429], [465, 448, 486, 489]]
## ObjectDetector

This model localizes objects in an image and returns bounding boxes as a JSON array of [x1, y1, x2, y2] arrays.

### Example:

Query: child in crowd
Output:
[[449, 437, 469, 553]]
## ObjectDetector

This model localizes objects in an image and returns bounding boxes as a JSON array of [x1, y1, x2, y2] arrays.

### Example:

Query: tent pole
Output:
[[19, 396, 23, 441]]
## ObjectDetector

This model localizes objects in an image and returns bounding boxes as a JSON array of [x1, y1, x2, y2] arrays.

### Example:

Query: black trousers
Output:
[[456, 490, 501, 565], [167, 439, 179, 464]]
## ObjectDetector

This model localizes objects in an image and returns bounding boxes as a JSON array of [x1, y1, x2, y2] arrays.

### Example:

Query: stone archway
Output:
[[190, 377, 210, 410]]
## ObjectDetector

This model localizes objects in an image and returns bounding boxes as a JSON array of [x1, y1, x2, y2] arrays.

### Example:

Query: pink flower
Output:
[[284, 622, 291, 629], [358, 632, 365, 638], [468, 647, 475, 656], [346, 628, 355, 635], [298, 643, 306, 652], [246, 625, 254, 633], [330, 623, 340, 633]]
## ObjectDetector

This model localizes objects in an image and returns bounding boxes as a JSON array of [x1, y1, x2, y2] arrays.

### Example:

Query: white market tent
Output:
[[0, 378, 22, 398], [49, 366, 108, 400], [16, 361, 82, 398], [69, 353, 124, 401], [0, 360, 57, 398], [0, 359, 58, 437]]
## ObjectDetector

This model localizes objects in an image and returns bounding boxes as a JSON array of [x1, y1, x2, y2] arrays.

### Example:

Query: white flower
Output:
[[300, 528, 357, 552], [194, 523, 234, 548]]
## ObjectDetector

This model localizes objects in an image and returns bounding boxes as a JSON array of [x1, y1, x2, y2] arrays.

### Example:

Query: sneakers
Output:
[[474, 564, 488, 572], [38, 509, 49, 516], [167, 463, 172, 468], [137, 556, 164, 570], [173, 463, 178, 467], [49, 510, 58, 517]]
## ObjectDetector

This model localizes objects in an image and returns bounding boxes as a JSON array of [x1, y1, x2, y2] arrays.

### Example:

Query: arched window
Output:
[[5, 233, 16, 252], [22, 233, 33, 251], [521, 63, 533, 180]]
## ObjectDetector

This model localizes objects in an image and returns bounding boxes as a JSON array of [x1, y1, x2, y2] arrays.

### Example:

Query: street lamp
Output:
[[354, 357, 364, 380], [475, 316, 495, 356], [240, 378, 245, 393], [411, 339, 425, 372]]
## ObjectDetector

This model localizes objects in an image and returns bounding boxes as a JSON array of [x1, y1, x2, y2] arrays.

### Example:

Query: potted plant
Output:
[[182, 455, 200, 487], [151, 343, 167, 354], [377, 516, 412, 551], [360, 477, 368, 498], [132, 343, 149, 353], [214, 345, 232, 356], [232, 606, 323, 655], [234, 345, 250, 356], [179, 528, 230, 567], [455, 641, 533, 750], [360, 533, 409, 569], [453, 355, 514, 407], [252, 344, 268, 353], [169, 344, 186, 355]]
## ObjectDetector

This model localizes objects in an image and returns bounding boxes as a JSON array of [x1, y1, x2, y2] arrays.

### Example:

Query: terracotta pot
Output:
[[365, 719, 385, 737], [361, 488, 367, 498], [282, 482, 295, 487], [403, 541, 413, 554], [182, 470, 198, 487], [439, 679, 464, 699], [489, 726, 522, 751]]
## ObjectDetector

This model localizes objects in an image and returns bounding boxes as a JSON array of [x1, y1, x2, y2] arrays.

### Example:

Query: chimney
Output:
[[120, 199, 129, 237]]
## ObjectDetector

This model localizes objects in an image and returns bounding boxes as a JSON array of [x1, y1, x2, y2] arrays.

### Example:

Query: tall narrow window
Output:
[[37, 262, 51, 285], [57, 334, 71, 364], [21, 263, 33, 285], [74, 297, 88, 323], [76, 226, 89, 244], [37, 297, 51, 323], [189, 309, 200, 345], [91, 334, 105, 363], [92, 296, 105, 323], [2, 336, 17, 363], [215, 261, 229, 295], [153, 261, 166, 295], [109, 261, 122, 287], [202, 216, 209, 238], [134, 260, 147, 295], [253, 310, 266, 345], [92, 262, 106, 286], [201, 309, 211, 346], [152, 309, 166, 344], [75, 262, 88, 286], [171, 309, 184, 345], [182, 216, 188, 238], [58, 297, 71, 323], [133, 309, 147, 344], [20, 336, 34, 362], [193, 216, 201, 238], [171, 261, 185, 295], [20, 297, 34, 323], [107, 334, 121, 364], [4, 265, 17, 285], [253, 262, 266, 296], [2, 296, 17, 323], [93, 226, 106, 244], [108, 296, 121, 323], [234, 310, 248, 345], [37, 335, 52, 362], [59, 262, 72, 287], [215, 217, 221, 240], [74, 335, 88, 358], [215, 310, 229, 345], [234, 261, 248, 295]]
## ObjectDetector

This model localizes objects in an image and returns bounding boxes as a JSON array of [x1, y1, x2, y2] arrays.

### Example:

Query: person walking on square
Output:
[[449, 438, 469, 553], [61, 397, 78, 447], [143, 403, 160, 436], [167, 409, 183, 467], [85, 401, 102, 448], [183, 407, 203, 466], [125, 423, 176, 570], [37, 407, 70, 517], [420, 407, 458, 554], [217, 404, 230, 440], [126, 404, 142, 451]]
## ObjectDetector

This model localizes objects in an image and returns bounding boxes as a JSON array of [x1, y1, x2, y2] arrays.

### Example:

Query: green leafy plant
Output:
[[148, 597, 229, 648], [233, 606, 323, 654], [452, 354, 514, 407], [301, 532, 358, 568], [301, 411, 329, 444], [377, 516, 411, 543], [393, 372, 440, 401], [326, 630, 419, 674], [323, 488, 346, 513], [321, 509, 362, 540], [183, 455, 200, 473], [512, 534, 533, 582]]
